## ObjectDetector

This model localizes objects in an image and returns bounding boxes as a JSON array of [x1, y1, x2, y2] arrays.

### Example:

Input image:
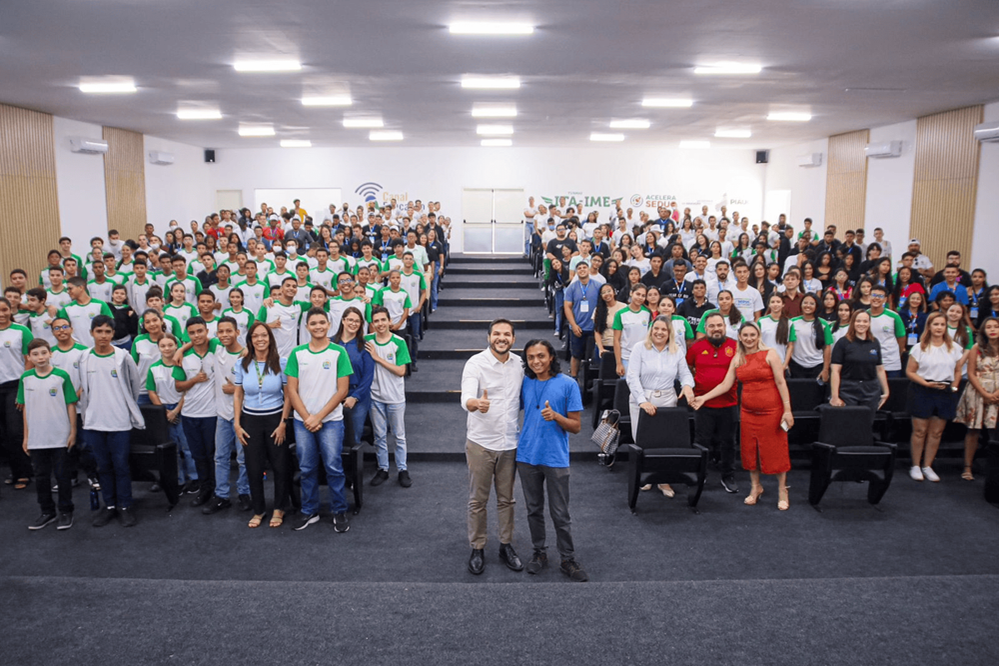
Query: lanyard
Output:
[[254, 360, 266, 388]]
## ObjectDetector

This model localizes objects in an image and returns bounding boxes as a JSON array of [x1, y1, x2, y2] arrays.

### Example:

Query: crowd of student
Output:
[[0, 199, 450, 532], [525, 199, 998, 497]]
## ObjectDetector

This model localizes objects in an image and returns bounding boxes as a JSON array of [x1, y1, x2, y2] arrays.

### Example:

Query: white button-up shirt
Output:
[[626, 340, 694, 404], [460, 348, 525, 451]]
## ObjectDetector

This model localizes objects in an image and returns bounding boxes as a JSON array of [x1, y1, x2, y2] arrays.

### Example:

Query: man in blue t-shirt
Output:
[[517, 339, 588, 582], [562, 260, 601, 379]]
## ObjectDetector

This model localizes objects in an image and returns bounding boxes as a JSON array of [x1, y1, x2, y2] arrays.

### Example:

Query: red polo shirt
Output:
[[685, 337, 738, 408]]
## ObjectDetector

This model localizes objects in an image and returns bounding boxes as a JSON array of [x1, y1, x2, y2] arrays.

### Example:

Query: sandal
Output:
[[658, 484, 675, 498], [248, 514, 266, 529], [13, 478, 31, 490], [744, 485, 764, 506], [962, 467, 975, 482], [778, 485, 790, 511], [269, 510, 285, 528]]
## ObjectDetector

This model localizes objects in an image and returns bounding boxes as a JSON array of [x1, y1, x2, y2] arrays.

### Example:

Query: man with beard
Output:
[[685, 312, 739, 493], [460, 319, 525, 576]]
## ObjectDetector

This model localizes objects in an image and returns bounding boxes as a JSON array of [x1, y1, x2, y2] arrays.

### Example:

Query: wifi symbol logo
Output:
[[354, 182, 383, 203]]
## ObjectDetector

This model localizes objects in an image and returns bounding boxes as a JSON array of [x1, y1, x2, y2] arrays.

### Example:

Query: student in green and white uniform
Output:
[[292, 287, 330, 344], [86, 259, 116, 304], [355, 242, 383, 276], [165, 282, 199, 331], [945, 303, 976, 379], [131, 310, 172, 405], [209, 264, 234, 311], [221, 288, 254, 348], [18, 338, 78, 530], [136, 288, 185, 341], [251, 246, 276, 277], [175, 317, 218, 506], [24, 287, 56, 345], [867, 285, 907, 377], [57, 278, 113, 348], [164, 256, 202, 306], [327, 242, 356, 276], [234, 262, 269, 315], [291, 262, 314, 302], [204, 316, 250, 512], [50, 319, 88, 398], [696, 290, 747, 341], [309, 247, 339, 296], [6, 288, 31, 327], [115, 244, 136, 279], [659, 296, 695, 353], [46, 267, 73, 310], [788, 293, 833, 381], [143, 332, 196, 487], [373, 270, 412, 333], [612, 283, 650, 374], [365, 306, 412, 487], [196, 291, 220, 338], [266, 253, 295, 293], [40, 250, 64, 289], [0, 297, 34, 488], [125, 255, 156, 314], [757, 293, 795, 367], [257, 277, 303, 358]]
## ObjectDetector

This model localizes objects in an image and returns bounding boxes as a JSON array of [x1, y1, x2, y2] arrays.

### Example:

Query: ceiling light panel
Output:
[[238, 124, 275, 137], [177, 108, 222, 120], [693, 62, 762, 75], [472, 105, 518, 118], [641, 98, 693, 108], [610, 119, 650, 129], [679, 140, 711, 149], [343, 117, 384, 128], [481, 139, 512, 147], [280, 140, 312, 148], [461, 76, 521, 89], [233, 59, 302, 72], [301, 95, 352, 106], [590, 133, 625, 142], [369, 131, 403, 141], [714, 129, 752, 138], [476, 125, 514, 135], [767, 112, 812, 122], [449, 22, 534, 35], [78, 78, 137, 94]]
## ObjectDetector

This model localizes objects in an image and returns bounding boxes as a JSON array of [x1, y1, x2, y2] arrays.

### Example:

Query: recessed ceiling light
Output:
[[767, 112, 812, 122], [78, 78, 137, 94], [476, 125, 514, 136], [461, 75, 521, 89], [343, 117, 384, 128], [641, 98, 693, 108], [176, 108, 222, 120], [679, 140, 711, 149], [590, 133, 625, 142], [301, 95, 352, 106], [280, 140, 312, 148], [369, 131, 403, 141], [481, 139, 513, 147], [610, 119, 650, 129], [472, 105, 518, 118], [238, 124, 275, 137], [233, 59, 302, 73], [714, 129, 752, 138], [694, 62, 762, 75], [449, 22, 534, 35]]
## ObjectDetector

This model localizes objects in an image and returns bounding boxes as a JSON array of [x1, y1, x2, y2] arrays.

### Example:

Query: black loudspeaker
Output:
[[204, 149, 216, 163], [985, 443, 999, 505], [756, 150, 769, 164]]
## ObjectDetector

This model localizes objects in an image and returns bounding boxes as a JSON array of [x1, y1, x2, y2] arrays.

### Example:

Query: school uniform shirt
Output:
[[130, 334, 163, 396], [13, 308, 30, 327], [868, 309, 906, 372], [285, 342, 353, 422], [46, 288, 73, 310], [51, 343, 88, 395], [669, 315, 695, 352], [234, 279, 268, 315], [696, 310, 746, 341], [252, 259, 276, 277], [516, 374, 583, 468], [220, 308, 254, 347], [164, 275, 203, 306], [310, 267, 338, 294], [328, 297, 370, 338], [209, 282, 234, 308], [355, 257, 383, 274], [87, 279, 116, 304], [399, 271, 427, 313], [831, 336, 882, 382], [611, 306, 651, 360], [758, 315, 792, 363], [374, 288, 412, 328], [201, 316, 219, 339], [257, 301, 303, 358], [213, 343, 244, 420], [56, 299, 112, 348], [146, 360, 185, 404], [365, 333, 411, 405], [125, 277, 155, 313], [789, 316, 833, 368], [0, 323, 32, 384], [266, 271, 296, 293], [909, 342, 965, 382], [80, 349, 140, 431], [164, 302, 199, 332], [16, 368, 77, 450], [180, 342, 217, 418], [27, 310, 56, 345], [327, 256, 356, 276], [296, 302, 333, 345]]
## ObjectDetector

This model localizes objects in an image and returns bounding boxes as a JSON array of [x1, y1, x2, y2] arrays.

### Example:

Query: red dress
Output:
[[735, 350, 790, 474]]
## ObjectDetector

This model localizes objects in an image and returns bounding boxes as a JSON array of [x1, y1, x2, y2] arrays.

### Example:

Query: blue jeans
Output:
[[430, 264, 440, 311], [137, 393, 152, 407], [162, 403, 196, 484], [182, 415, 217, 496], [214, 417, 249, 499], [408, 310, 423, 346], [348, 393, 372, 448], [371, 401, 407, 472], [84, 429, 133, 509], [554, 289, 565, 333], [293, 419, 347, 515]]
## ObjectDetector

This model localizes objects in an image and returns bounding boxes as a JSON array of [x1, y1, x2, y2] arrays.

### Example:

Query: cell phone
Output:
[[780, 419, 790, 432]]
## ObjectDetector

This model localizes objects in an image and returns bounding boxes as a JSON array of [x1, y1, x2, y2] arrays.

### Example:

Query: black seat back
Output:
[[612, 378, 631, 414], [787, 378, 825, 412], [132, 405, 164, 447], [598, 351, 617, 380], [635, 408, 692, 449], [883, 377, 910, 413], [817, 406, 875, 447]]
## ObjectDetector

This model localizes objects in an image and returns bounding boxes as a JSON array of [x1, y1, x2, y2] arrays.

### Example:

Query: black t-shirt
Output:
[[426, 240, 443, 264], [678, 298, 714, 331], [641, 269, 666, 291], [546, 237, 578, 258], [831, 336, 882, 381], [661, 277, 693, 307]]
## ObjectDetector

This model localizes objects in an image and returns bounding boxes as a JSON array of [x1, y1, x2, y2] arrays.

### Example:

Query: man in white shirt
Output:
[[706, 261, 738, 305], [460, 319, 525, 575], [873, 227, 893, 263], [729, 263, 764, 320]]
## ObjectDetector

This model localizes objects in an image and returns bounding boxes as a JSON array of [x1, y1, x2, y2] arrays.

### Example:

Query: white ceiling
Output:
[[1, 0, 998, 150]]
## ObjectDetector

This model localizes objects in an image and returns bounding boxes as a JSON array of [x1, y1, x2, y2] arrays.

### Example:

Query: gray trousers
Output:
[[517, 462, 574, 559], [466, 440, 517, 549]]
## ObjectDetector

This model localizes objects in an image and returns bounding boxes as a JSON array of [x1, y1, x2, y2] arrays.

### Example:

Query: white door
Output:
[[216, 189, 243, 211], [461, 188, 526, 254]]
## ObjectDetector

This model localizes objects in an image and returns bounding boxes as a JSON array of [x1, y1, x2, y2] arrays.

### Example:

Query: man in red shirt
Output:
[[262, 215, 284, 244], [686, 312, 739, 493]]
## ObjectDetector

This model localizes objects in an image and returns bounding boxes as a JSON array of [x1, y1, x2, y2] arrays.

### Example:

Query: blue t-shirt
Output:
[[517, 374, 583, 468], [928, 281, 969, 305], [563, 279, 600, 332], [233, 357, 288, 413]]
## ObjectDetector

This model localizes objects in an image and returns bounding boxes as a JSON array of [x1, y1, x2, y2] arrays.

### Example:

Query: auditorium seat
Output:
[[808, 406, 896, 507], [877, 376, 911, 443], [786, 378, 826, 445], [626, 407, 709, 513], [130, 405, 181, 509], [612, 377, 633, 445]]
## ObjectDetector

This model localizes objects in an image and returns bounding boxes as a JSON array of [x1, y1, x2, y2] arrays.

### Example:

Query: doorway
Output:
[[461, 188, 525, 254]]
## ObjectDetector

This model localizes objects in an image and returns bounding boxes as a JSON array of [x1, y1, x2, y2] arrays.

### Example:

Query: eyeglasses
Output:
[[870, 294, 885, 300], [52, 325, 70, 332]]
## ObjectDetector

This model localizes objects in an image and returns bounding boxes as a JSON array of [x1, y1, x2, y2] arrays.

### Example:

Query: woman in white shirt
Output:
[[906, 312, 968, 483], [626, 315, 696, 498], [679, 219, 697, 250]]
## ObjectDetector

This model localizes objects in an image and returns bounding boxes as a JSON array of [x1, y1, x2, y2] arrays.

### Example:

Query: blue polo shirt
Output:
[[517, 374, 583, 468], [928, 281, 969, 305], [563, 278, 600, 332]]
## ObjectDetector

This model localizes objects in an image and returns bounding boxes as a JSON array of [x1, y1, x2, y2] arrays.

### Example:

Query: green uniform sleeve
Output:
[[373, 289, 383, 306], [171, 365, 186, 382], [130, 337, 142, 363], [285, 348, 299, 378], [99, 301, 113, 317], [892, 311, 905, 338], [403, 294, 412, 309], [257, 306, 269, 323], [393, 336, 412, 365], [246, 310, 256, 328], [418, 274, 427, 290], [696, 310, 716, 334], [193, 277, 203, 295], [337, 345, 353, 378], [145, 368, 157, 392], [788, 321, 798, 342], [58, 370, 77, 404], [681, 318, 694, 340], [15, 373, 27, 405], [208, 339, 220, 352], [364, 302, 372, 322], [19, 325, 33, 353], [821, 319, 834, 345], [56, 307, 68, 321]]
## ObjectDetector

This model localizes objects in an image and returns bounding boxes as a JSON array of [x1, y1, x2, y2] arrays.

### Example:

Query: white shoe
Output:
[[921, 467, 940, 483], [910, 466, 924, 482]]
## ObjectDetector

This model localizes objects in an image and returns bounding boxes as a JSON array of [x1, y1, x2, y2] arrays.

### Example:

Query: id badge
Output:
[[970, 307, 979, 320], [907, 333, 918, 346], [580, 300, 590, 313]]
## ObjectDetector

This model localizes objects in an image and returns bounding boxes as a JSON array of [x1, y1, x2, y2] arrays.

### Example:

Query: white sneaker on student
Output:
[[909, 466, 924, 482], [921, 467, 940, 483]]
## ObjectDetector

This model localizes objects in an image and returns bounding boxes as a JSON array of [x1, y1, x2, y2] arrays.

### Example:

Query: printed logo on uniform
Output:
[[89, 312, 97, 319], [322, 361, 331, 370], [73, 361, 80, 368], [48, 387, 58, 397], [110, 369, 118, 378], [3, 341, 9, 348], [870, 349, 879, 356]]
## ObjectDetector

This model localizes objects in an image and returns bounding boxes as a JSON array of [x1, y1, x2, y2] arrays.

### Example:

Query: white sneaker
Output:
[[921, 467, 940, 483], [910, 466, 924, 481]]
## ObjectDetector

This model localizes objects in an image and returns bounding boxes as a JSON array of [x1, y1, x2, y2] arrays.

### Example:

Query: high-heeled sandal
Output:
[[640, 484, 652, 491], [962, 467, 975, 481], [744, 486, 764, 505], [778, 486, 790, 511], [658, 484, 675, 498], [248, 514, 265, 529], [269, 510, 285, 528]]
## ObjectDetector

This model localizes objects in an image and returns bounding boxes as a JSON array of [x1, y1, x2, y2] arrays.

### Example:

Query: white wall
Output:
[[864, 119, 917, 259], [144, 134, 213, 230], [203, 145, 765, 252], [972, 101, 999, 281], [761, 137, 829, 228], [52, 116, 109, 245]]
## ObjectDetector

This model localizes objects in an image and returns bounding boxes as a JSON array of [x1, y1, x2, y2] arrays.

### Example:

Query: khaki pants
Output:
[[466, 439, 517, 549]]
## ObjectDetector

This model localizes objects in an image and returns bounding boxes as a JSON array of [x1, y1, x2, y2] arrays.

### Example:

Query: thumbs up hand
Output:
[[477, 389, 490, 414], [541, 399, 555, 422]]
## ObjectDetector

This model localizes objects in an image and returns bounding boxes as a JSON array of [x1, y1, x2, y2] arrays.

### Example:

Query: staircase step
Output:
[[445, 267, 528, 275], [438, 297, 543, 307]]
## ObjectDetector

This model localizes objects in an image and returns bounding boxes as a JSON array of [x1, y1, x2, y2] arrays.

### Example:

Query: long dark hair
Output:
[[523, 339, 561, 379], [800, 293, 827, 349], [333, 306, 366, 351], [977, 316, 999, 357], [240, 321, 283, 375], [766, 293, 790, 345], [593, 284, 618, 336]]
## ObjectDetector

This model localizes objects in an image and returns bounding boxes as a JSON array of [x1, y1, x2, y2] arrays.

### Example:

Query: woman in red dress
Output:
[[692, 322, 795, 510]]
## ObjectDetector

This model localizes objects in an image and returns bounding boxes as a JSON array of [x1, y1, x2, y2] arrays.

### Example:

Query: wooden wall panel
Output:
[[910, 105, 983, 270], [0, 104, 61, 282], [103, 126, 147, 241], [824, 129, 869, 235]]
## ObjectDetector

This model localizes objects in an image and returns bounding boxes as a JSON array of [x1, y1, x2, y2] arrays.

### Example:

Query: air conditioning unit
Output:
[[797, 152, 823, 168], [974, 121, 999, 143], [69, 137, 109, 154], [865, 141, 903, 158], [148, 150, 175, 165]]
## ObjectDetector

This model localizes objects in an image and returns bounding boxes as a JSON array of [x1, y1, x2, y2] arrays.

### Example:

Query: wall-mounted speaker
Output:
[[204, 149, 216, 163], [756, 150, 770, 164]]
